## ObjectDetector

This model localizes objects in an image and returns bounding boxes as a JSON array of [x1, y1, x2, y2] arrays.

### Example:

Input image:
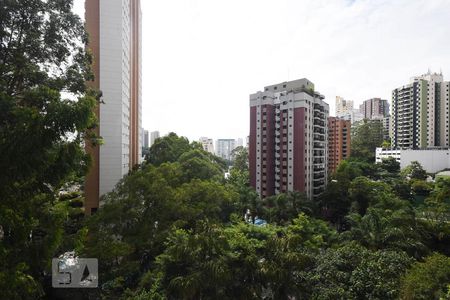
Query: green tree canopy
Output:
[[0, 0, 97, 298], [351, 119, 384, 162], [308, 243, 413, 300], [401, 161, 428, 180], [401, 253, 450, 300]]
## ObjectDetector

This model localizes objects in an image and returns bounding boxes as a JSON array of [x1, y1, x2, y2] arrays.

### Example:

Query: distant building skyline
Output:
[[71, 0, 450, 143]]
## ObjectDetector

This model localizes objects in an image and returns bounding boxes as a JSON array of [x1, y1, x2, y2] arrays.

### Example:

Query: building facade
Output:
[[249, 79, 329, 200], [199, 137, 215, 154], [376, 147, 450, 174], [150, 131, 160, 147], [328, 117, 351, 174], [360, 98, 389, 120], [336, 96, 354, 117], [143, 129, 149, 148], [216, 139, 236, 161], [391, 71, 450, 149], [85, 0, 142, 214]]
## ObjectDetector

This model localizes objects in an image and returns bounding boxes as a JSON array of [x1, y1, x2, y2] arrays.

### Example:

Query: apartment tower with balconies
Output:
[[391, 71, 450, 149], [249, 79, 329, 200], [328, 117, 351, 174]]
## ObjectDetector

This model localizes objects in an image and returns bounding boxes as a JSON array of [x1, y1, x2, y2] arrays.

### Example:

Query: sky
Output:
[[73, 0, 450, 142]]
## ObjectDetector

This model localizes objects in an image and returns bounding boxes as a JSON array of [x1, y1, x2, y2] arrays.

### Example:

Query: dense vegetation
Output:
[[70, 134, 448, 300], [1, 1, 449, 299], [0, 1, 98, 299]]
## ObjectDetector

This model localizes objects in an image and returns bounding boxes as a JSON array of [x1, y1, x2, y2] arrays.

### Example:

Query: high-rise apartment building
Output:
[[199, 137, 215, 154], [336, 96, 363, 124], [216, 139, 236, 161], [336, 96, 354, 116], [249, 79, 329, 199], [85, 0, 142, 214], [360, 98, 389, 120], [150, 131, 160, 147], [236, 138, 244, 148], [391, 71, 450, 149], [143, 130, 149, 148], [328, 117, 351, 174]]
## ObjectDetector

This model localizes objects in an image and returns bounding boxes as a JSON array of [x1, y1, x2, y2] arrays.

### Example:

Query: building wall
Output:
[[250, 107, 257, 190], [84, 0, 100, 214], [99, 0, 130, 196], [401, 149, 450, 173], [376, 147, 450, 173], [375, 148, 401, 163]]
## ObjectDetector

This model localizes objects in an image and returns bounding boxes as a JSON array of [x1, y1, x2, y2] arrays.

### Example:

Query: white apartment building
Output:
[[150, 131, 160, 147], [376, 147, 450, 173], [336, 96, 354, 117], [85, 0, 142, 213], [199, 137, 215, 154], [216, 139, 236, 161], [391, 71, 450, 149]]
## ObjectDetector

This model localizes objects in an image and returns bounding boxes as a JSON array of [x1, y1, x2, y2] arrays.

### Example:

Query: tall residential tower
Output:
[[360, 98, 389, 120], [391, 71, 450, 149], [249, 79, 329, 199], [328, 117, 351, 174], [85, 0, 142, 214]]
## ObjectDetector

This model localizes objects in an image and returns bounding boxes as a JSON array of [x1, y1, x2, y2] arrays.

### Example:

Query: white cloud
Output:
[[73, 0, 450, 142]]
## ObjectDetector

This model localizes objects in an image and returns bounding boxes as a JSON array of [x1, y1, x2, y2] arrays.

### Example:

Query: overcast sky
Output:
[[73, 0, 450, 142]]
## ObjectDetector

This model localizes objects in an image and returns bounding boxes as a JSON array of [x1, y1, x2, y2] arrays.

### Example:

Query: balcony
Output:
[[314, 128, 325, 134], [314, 165, 325, 172], [313, 158, 325, 164], [313, 142, 324, 149], [313, 180, 325, 187], [314, 119, 325, 126], [313, 172, 325, 180]]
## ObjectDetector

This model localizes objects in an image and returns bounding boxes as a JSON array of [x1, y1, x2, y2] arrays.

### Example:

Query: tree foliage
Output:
[[401, 253, 450, 300], [0, 0, 97, 298], [351, 119, 384, 162], [401, 161, 428, 181]]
